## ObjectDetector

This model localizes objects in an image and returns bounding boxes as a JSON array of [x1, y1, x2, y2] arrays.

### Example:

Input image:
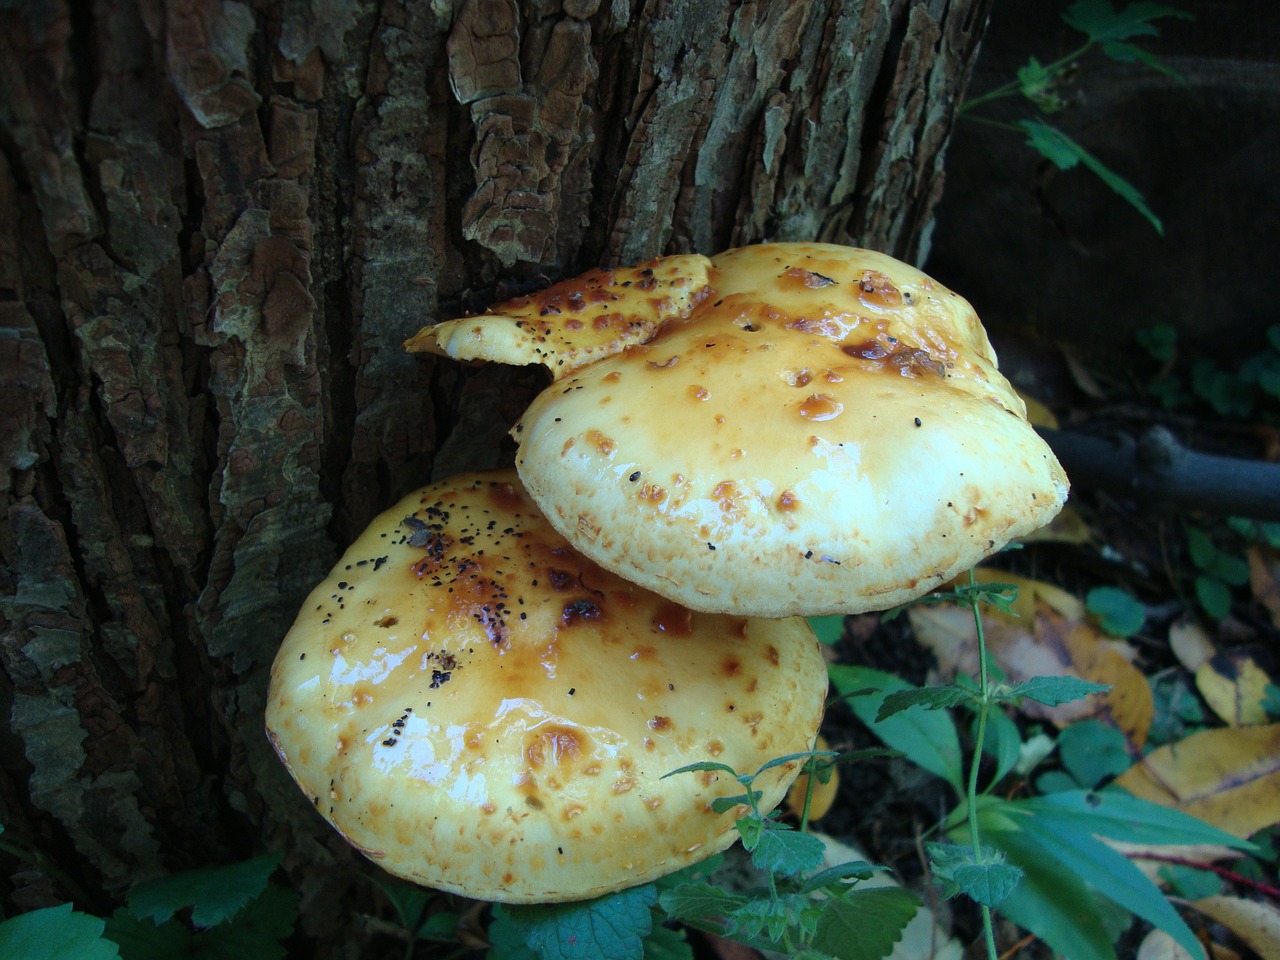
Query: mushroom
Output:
[[265, 470, 827, 903], [405, 242, 1069, 618]]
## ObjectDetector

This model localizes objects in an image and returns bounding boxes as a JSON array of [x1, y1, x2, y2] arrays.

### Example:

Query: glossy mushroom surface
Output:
[[457, 242, 1068, 616], [266, 470, 826, 903]]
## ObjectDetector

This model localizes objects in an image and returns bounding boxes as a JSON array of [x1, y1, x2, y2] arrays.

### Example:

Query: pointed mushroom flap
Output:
[[510, 242, 1070, 618], [266, 470, 826, 904], [405, 254, 712, 379]]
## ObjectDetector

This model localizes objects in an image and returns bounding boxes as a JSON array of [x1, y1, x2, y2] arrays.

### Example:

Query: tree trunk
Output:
[[0, 0, 989, 949]]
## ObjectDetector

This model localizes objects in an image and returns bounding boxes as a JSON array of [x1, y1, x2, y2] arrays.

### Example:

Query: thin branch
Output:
[[1037, 425, 1280, 520]]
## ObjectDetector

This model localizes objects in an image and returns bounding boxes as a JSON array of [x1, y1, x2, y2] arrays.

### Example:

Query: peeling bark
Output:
[[0, 0, 989, 952]]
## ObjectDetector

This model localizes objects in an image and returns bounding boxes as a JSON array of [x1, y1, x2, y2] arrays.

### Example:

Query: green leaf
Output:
[[486, 907, 540, 960], [1016, 56, 1064, 112], [876, 684, 975, 721], [502, 886, 658, 960], [1062, 0, 1193, 44], [1001, 675, 1110, 706], [642, 923, 692, 960], [188, 884, 298, 960], [978, 708, 1022, 788], [980, 824, 1118, 960], [828, 665, 964, 795], [126, 854, 280, 928], [807, 616, 846, 646], [926, 842, 1021, 907], [1017, 120, 1164, 233], [417, 912, 459, 942], [1195, 574, 1232, 620], [661, 761, 740, 781], [1019, 789, 1255, 850], [807, 887, 920, 960], [1057, 719, 1133, 788], [1100, 40, 1184, 77], [657, 881, 748, 933], [0, 904, 121, 960], [798, 860, 878, 895], [1136, 324, 1177, 363], [1086, 586, 1147, 637], [990, 805, 1204, 957], [373, 880, 431, 933], [742, 822, 825, 878], [103, 909, 192, 960]]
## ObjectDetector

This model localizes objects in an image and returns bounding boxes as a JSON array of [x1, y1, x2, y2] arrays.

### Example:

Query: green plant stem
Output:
[[966, 570, 1000, 960], [958, 42, 1094, 115]]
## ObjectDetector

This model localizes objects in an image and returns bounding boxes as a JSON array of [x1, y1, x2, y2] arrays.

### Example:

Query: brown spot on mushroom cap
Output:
[[265, 469, 826, 904]]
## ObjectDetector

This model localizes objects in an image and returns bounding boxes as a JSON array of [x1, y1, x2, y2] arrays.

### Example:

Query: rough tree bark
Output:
[[0, 0, 989, 951]]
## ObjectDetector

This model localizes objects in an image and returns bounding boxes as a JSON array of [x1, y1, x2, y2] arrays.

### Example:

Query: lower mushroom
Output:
[[266, 470, 827, 903]]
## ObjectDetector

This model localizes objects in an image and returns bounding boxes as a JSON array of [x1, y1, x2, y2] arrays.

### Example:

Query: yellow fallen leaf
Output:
[[1168, 619, 1214, 672], [970, 568, 1084, 623], [1250, 545, 1280, 630], [1185, 896, 1280, 960], [1138, 929, 1240, 960], [1196, 651, 1274, 726], [1016, 389, 1060, 430], [785, 735, 839, 822], [1116, 724, 1280, 839], [1019, 503, 1093, 545]]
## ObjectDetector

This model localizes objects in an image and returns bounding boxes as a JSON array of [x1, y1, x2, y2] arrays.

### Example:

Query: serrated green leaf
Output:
[[1016, 56, 1064, 112], [927, 842, 1020, 905], [126, 854, 280, 928], [504, 886, 658, 960], [0, 904, 121, 960], [642, 922, 692, 960], [798, 860, 878, 896], [486, 907, 540, 960], [1086, 586, 1147, 637], [189, 884, 298, 960], [876, 685, 973, 721], [952, 862, 1022, 908], [808, 888, 920, 960], [829, 666, 964, 795], [651, 855, 725, 894], [657, 881, 748, 932], [1062, 0, 1192, 43], [1017, 120, 1164, 233], [807, 616, 846, 645], [1100, 40, 1183, 77], [103, 908, 192, 960], [1136, 324, 1177, 363], [744, 823, 825, 878], [1001, 675, 1110, 706], [661, 761, 739, 781]]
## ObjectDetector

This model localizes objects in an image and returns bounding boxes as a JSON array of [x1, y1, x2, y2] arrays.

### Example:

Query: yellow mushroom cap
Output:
[[265, 470, 826, 903], [506, 242, 1069, 616]]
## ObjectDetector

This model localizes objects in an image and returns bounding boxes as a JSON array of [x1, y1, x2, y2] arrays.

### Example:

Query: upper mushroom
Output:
[[406, 242, 1070, 618]]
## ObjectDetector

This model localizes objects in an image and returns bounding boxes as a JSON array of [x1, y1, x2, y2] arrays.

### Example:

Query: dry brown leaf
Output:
[[1249, 545, 1280, 629], [1184, 896, 1280, 960], [908, 576, 1152, 750], [1196, 651, 1274, 727], [1169, 619, 1215, 672], [1116, 723, 1280, 839]]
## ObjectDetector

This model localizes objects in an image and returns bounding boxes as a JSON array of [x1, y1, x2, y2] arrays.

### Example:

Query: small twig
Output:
[[997, 931, 1038, 960], [1130, 852, 1280, 901]]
